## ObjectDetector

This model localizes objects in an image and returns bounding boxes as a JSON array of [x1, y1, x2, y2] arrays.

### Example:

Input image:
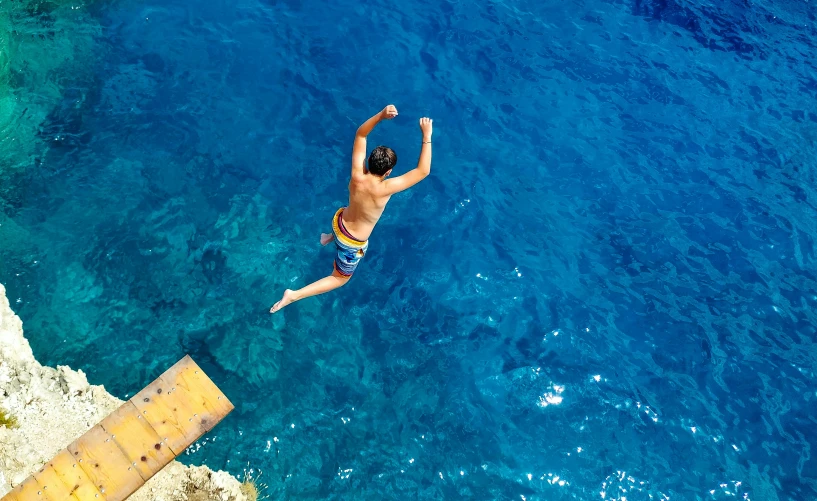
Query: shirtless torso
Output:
[[342, 175, 391, 241], [343, 110, 432, 241], [270, 105, 433, 313]]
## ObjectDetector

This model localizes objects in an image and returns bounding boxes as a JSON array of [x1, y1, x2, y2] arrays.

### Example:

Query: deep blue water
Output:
[[1, 0, 816, 499]]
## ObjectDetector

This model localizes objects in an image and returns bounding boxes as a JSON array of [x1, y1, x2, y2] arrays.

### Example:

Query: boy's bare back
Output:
[[342, 175, 391, 241], [340, 108, 433, 242]]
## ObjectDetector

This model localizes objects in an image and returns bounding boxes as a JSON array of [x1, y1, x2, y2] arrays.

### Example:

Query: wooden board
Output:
[[128, 373, 205, 456], [129, 356, 233, 456], [46, 449, 105, 501], [167, 357, 234, 432], [99, 402, 175, 481], [67, 426, 145, 501], [1, 355, 233, 501], [32, 461, 75, 501]]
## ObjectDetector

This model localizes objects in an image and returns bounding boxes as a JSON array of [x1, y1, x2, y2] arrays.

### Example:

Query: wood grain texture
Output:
[[129, 356, 233, 455], [67, 425, 145, 501], [32, 460, 75, 501], [47, 449, 106, 501], [99, 402, 175, 481]]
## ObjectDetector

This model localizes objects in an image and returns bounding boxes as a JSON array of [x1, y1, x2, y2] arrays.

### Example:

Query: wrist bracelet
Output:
[[423, 141, 431, 144]]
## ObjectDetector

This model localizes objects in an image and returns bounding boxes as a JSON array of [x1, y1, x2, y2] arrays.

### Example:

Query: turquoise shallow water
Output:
[[1, 0, 816, 499]]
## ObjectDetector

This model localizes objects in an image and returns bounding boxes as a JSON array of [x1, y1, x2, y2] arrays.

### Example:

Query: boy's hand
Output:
[[381, 105, 398, 120], [419, 117, 433, 139]]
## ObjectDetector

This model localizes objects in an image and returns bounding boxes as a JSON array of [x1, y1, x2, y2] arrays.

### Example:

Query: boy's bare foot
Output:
[[320, 233, 333, 246], [270, 289, 296, 313]]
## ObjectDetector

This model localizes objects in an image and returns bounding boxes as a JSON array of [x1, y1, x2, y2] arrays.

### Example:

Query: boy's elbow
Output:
[[356, 122, 374, 137]]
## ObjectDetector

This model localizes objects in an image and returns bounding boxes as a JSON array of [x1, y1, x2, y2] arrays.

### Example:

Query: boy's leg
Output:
[[270, 269, 349, 313]]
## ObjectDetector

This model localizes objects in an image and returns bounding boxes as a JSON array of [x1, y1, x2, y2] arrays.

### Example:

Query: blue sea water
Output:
[[1, 0, 816, 499]]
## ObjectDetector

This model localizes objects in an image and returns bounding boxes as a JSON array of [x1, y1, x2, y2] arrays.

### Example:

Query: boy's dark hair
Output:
[[367, 146, 397, 176]]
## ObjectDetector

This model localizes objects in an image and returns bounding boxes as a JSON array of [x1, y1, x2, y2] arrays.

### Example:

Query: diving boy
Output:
[[271, 105, 433, 313]]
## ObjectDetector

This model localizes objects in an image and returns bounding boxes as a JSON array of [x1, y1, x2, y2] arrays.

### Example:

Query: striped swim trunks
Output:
[[332, 208, 369, 276]]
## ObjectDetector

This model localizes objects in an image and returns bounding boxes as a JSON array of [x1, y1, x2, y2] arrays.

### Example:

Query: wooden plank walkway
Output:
[[1, 356, 234, 501]]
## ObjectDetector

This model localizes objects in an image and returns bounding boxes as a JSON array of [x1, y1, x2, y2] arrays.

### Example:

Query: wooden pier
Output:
[[1, 356, 234, 501]]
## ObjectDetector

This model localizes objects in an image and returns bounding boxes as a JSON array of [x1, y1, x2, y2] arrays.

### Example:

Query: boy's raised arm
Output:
[[384, 117, 433, 194], [352, 105, 398, 178]]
